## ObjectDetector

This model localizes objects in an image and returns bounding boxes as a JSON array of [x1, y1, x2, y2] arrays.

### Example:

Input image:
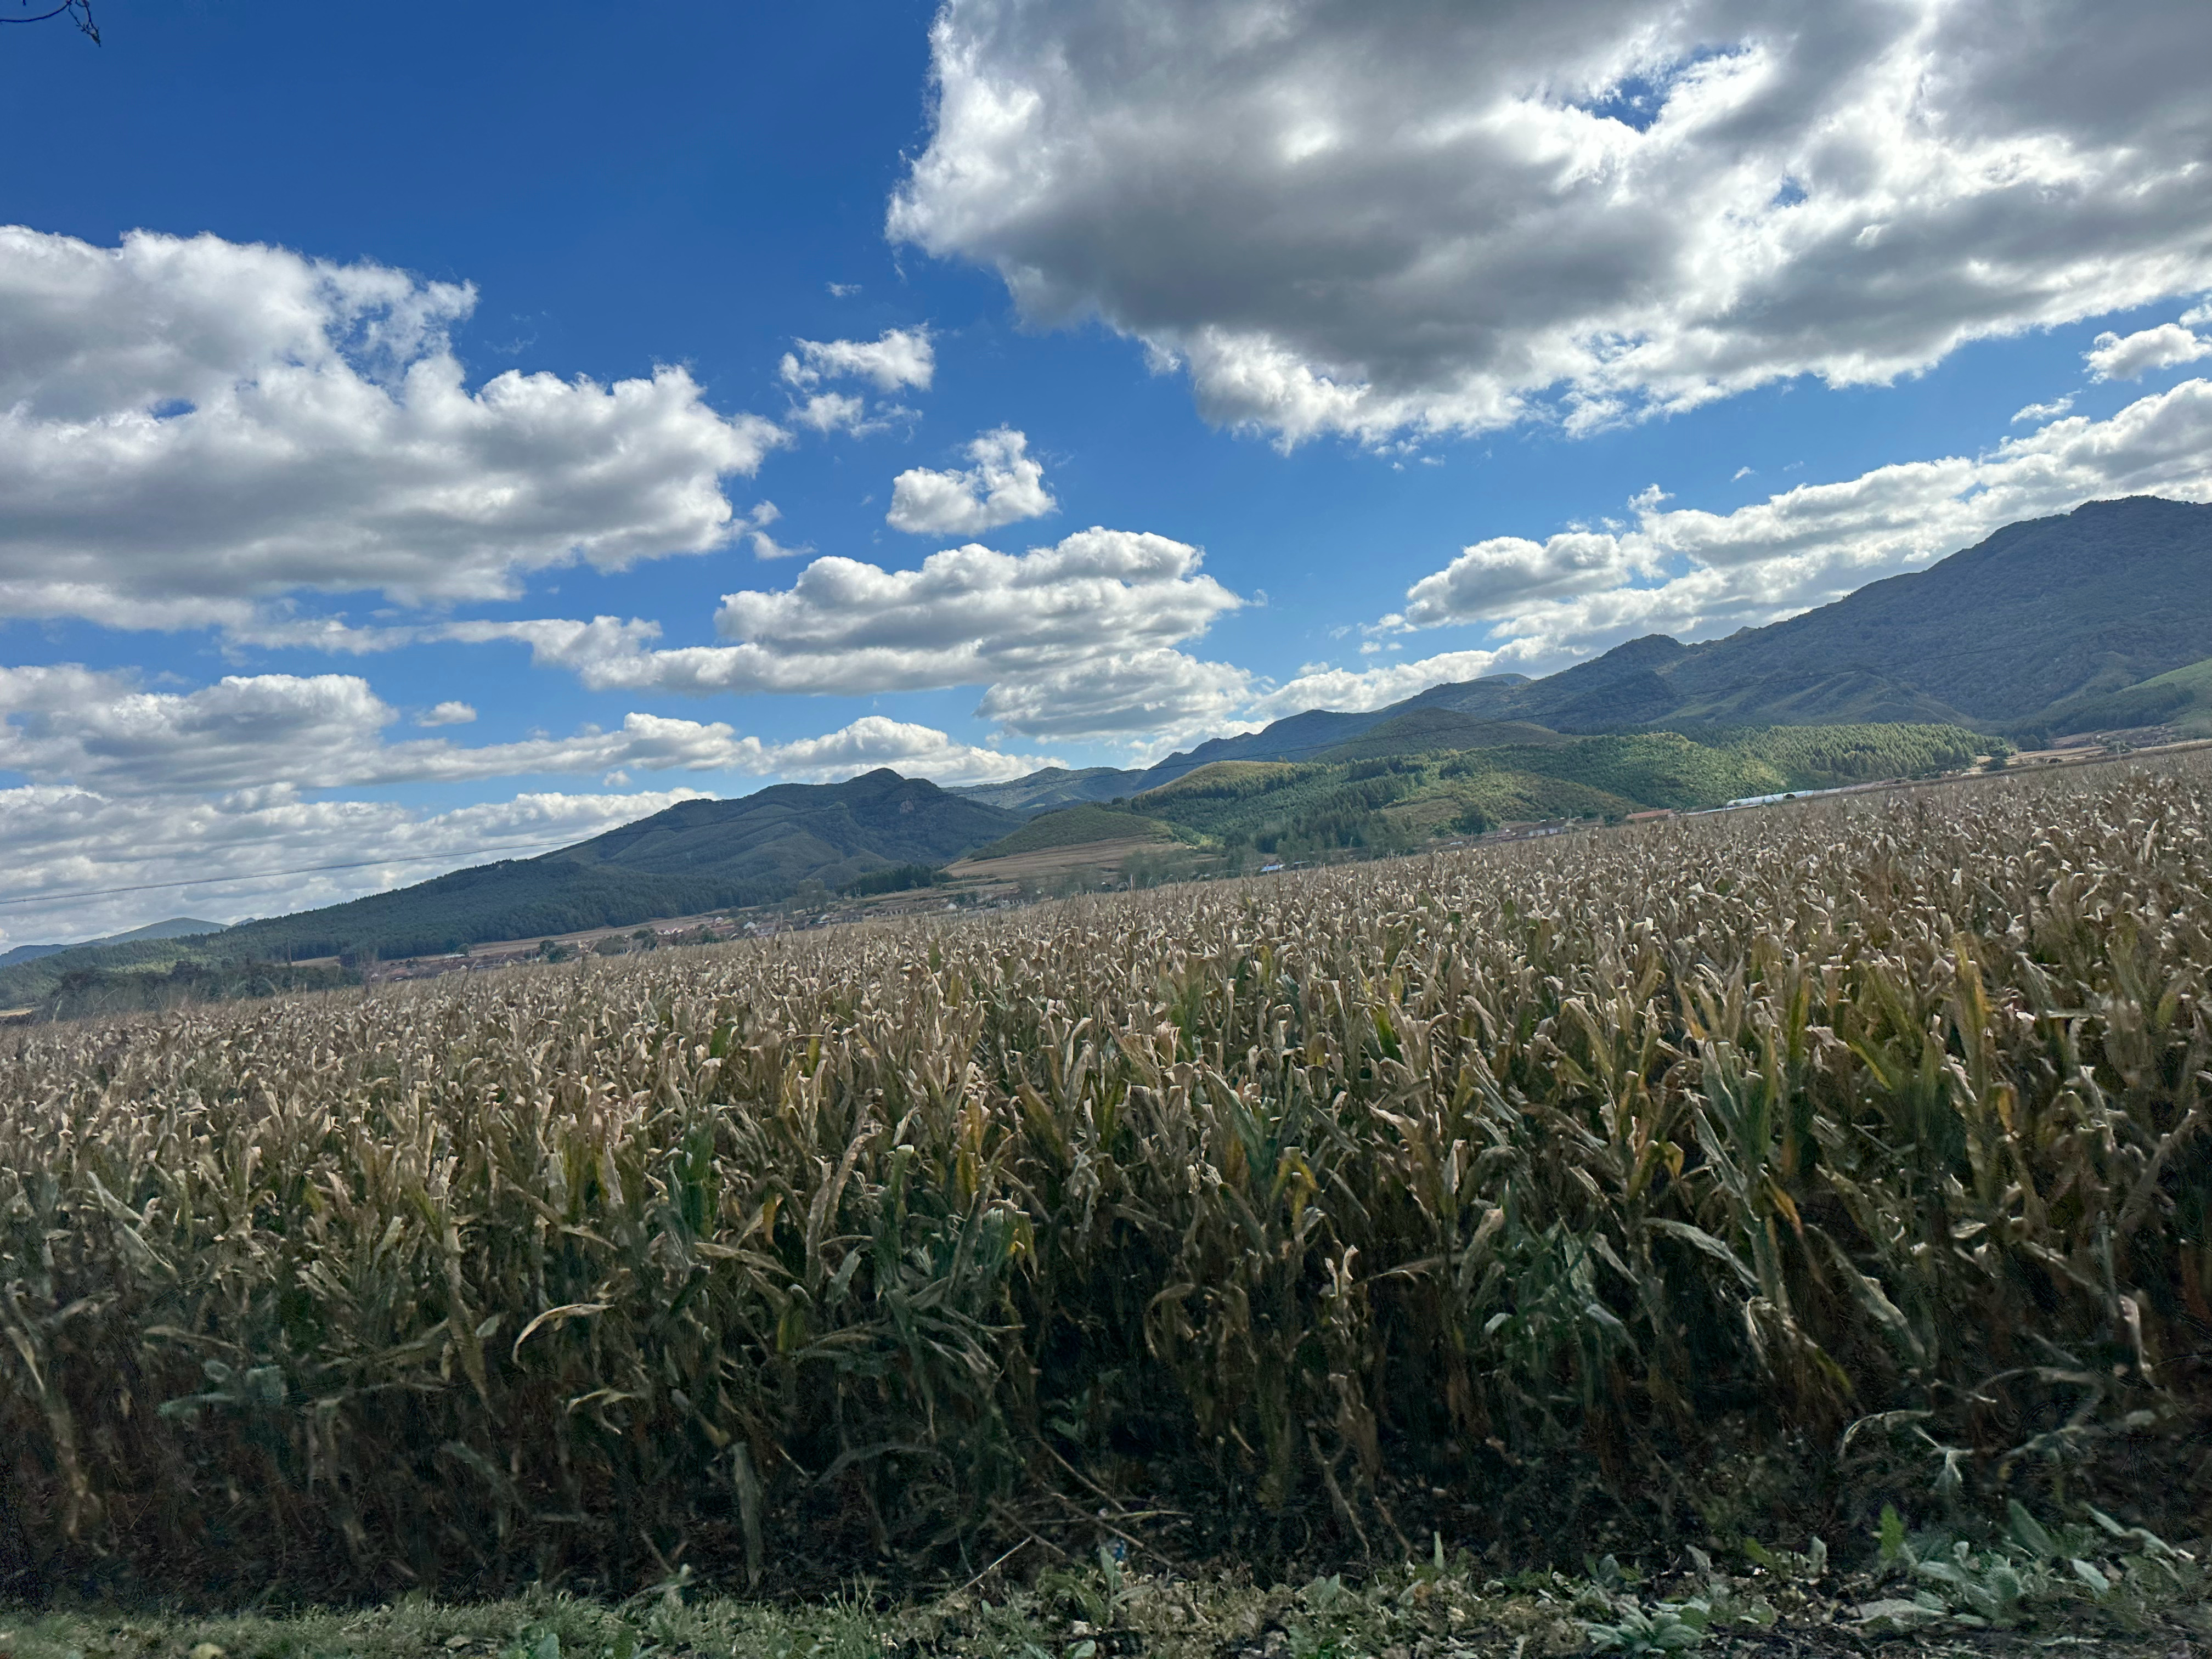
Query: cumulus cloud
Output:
[[0, 665, 1051, 796], [1277, 377, 2212, 713], [2012, 397, 2074, 424], [417, 701, 476, 726], [2085, 323, 2212, 381], [449, 526, 1250, 743], [973, 652, 1256, 741], [1251, 650, 1515, 721], [891, 0, 2212, 444], [779, 329, 932, 440], [780, 326, 935, 392], [887, 427, 1057, 534], [765, 714, 1047, 781], [0, 226, 785, 629], [1402, 529, 1663, 625]]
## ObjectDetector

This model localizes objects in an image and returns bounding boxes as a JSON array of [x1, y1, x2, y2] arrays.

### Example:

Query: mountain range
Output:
[[4, 494, 2206, 1008], [955, 494, 2212, 806]]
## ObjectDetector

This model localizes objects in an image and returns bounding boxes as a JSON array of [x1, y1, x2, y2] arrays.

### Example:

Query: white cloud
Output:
[[1404, 530, 1664, 620], [2012, 396, 2074, 424], [793, 391, 871, 433], [780, 330, 931, 440], [2085, 323, 2212, 381], [1293, 378, 2212, 712], [0, 663, 1054, 944], [789, 391, 917, 440], [0, 665, 1052, 795], [891, 0, 2212, 444], [1252, 650, 1514, 720], [448, 526, 1249, 743], [740, 501, 812, 561], [780, 326, 934, 393], [765, 714, 1046, 782], [973, 652, 1252, 742], [749, 531, 814, 560], [417, 701, 476, 726], [0, 226, 785, 628], [887, 427, 1056, 534]]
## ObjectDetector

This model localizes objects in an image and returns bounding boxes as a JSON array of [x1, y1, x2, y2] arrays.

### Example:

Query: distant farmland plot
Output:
[[1, 756, 2206, 1598], [961, 800, 1176, 859]]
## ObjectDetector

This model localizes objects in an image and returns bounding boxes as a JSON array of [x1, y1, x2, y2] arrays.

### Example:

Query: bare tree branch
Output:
[[1, 1, 98, 44]]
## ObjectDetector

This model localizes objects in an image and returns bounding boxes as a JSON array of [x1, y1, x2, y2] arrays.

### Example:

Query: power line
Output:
[[0, 838, 572, 910]]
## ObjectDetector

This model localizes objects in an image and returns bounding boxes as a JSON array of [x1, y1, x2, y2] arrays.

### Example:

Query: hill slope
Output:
[[961, 804, 1175, 861], [981, 496, 2206, 805], [0, 916, 224, 971], [942, 767, 1138, 812], [2019, 652, 2212, 741], [1657, 496, 2211, 724], [538, 770, 1020, 888], [1129, 724, 1990, 856], [0, 773, 1022, 1001]]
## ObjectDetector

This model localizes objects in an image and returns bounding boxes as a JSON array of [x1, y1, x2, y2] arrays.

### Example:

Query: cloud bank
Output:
[[452, 526, 1250, 743], [0, 666, 1047, 795]]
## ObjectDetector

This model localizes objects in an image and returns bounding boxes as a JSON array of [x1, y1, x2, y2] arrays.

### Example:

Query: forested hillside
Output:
[[0, 772, 1022, 1003], [960, 803, 1176, 861], [1123, 722, 1991, 859]]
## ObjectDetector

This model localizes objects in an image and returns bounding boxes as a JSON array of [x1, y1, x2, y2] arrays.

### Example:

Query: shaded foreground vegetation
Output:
[[2, 758, 2208, 1605], [5, 1516, 2208, 1659]]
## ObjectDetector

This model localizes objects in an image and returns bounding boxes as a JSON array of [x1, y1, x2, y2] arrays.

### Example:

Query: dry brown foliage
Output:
[[2, 760, 2207, 1595]]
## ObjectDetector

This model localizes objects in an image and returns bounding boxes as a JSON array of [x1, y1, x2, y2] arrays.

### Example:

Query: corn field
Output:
[[2, 760, 2208, 1597]]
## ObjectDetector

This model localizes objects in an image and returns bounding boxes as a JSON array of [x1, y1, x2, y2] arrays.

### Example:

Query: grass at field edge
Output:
[[4, 1531, 2208, 1659]]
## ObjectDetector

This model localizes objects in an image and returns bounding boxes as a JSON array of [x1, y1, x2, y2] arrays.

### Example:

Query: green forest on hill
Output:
[[1129, 722, 1991, 857], [2019, 653, 2212, 741]]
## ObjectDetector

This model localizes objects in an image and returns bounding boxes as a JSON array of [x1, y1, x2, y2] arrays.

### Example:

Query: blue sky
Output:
[[3, 0, 2210, 945]]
